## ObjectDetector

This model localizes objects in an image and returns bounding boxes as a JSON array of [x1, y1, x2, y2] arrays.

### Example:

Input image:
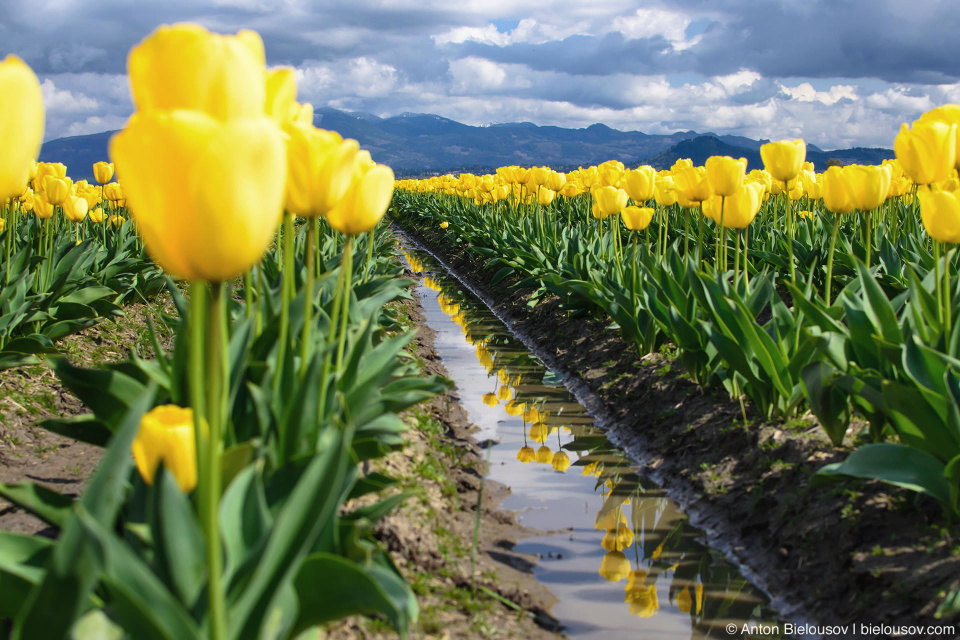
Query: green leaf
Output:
[[12, 384, 157, 640], [800, 362, 850, 446], [816, 443, 953, 512], [73, 506, 201, 640], [150, 468, 205, 608], [228, 429, 353, 640], [292, 554, 417, 637], [0, 482, 74, 529], [0, 531, 54, 618], [490, 267, 514, 285]]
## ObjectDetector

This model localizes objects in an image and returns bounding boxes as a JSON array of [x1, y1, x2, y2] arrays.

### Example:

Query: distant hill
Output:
[[644, 135, 894, 173], [38, 109, 894, 180], [39, 131, 113, 182]]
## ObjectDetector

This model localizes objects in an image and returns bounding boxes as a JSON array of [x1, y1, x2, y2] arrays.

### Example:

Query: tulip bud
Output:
[[705, 155, 746, 197], [761, 139, 806, 184], [0, 55, 44, 201], [845, 164, 891, 211], [64, 195, 88, 223], [132, 405, 198, 493], [894, 120, 956, 185], [918, 188, 960, 244], [128, 23, 266, 121], [43, 177, 69, 206], [821, 166, 857, 215], [621, 206, 654, 231], [623, 166, 656, 203], [594, 185, 629, 218], [93, 161, 115, 185]]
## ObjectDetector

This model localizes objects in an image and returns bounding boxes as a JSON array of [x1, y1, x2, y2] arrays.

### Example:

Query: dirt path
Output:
[[394, 221, 960, 637]]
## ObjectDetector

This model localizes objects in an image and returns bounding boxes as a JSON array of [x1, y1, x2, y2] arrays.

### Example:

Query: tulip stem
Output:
[[273, 212, 294, 398], [734, 229, 741, 287], [316, 240, 349, 441], [825, 215, 840, 304], [945, 245, 953, 341], [206, 281, 227, 640], [363, 226, 375, 283], [744, 224, 751, 289], [865, 208, 873, 267], [300, 222, 317, 379], [336, 238, 354, 370], [697, 204, 704, 268], [785, 184, 796, 284]]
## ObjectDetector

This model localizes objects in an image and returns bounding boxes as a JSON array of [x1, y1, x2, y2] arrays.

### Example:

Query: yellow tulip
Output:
[[284, 124, 364, 218], [496, 385, 512, 401], [623, 166, 656, 203], [821, 166, 856, 215], [128, 23, 266, 121], [710, 181, 764, 229], [0, 55, 44, 201], [760, 139, 806, 183], [326, 162, 395, 236], [516, 446, 536, 463], [594, 186, 629, 218], [551, 451, 571, 472], [440, 221, 449, 230], [43, 177, 69, 206], [599, 551, 631, 582], [653, 175, 678, 207], [64, 196, 88, 223], [601, 524, 635, 551], [621, 206, 654, 231], [103, 182, 124, 202], [705, 155, 746, 197], [93, 161, 115, 185], [108, 214, 126, 228], [482, 392, 498, 407], [537, 187, 556, 206], [265, 67, 297, 125], [845, 164, 891, 211], [33, 195, 54, 220], [535, 445, 554, 464], [673, 166, 711, 203], [918, 188, 960, 243], [625, 580, 658, 617], [544, 171, 566, 192], [894, 120, 956, 185], [110, 110, 286, 281], [132, 405, 198, 493], [89, 207, 105, 223]]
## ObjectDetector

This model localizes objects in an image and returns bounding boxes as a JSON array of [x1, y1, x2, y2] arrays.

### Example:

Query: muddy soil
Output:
[[393, 220, 960, 637], [0, 297, 176, 536]]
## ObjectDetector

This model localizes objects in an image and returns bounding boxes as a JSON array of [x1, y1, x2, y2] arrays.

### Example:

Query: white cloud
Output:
[[612, 8, 700, 51], [40, 79, 98, 113], [781, 82, 857, 105]]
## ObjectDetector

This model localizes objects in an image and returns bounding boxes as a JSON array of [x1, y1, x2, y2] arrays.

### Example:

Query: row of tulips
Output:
[[0, 23, 446, 639], [391, 104, 960, 519]]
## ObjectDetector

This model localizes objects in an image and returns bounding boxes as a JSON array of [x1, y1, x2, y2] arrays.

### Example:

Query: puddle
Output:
[[402, 247, 795, 640]]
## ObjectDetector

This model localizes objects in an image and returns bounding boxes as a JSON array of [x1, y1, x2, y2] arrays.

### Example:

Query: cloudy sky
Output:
[[5, 0, 960, 150]]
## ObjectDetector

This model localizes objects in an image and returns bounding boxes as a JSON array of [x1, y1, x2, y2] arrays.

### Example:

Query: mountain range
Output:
[[39, 108, 894, 182]]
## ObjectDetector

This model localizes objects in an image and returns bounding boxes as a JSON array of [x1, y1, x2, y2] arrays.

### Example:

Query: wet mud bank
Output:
[[391, 220, 960, 639]]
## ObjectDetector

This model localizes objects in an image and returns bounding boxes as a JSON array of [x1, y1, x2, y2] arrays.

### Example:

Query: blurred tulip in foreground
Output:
[[0, 55, 44, 201]]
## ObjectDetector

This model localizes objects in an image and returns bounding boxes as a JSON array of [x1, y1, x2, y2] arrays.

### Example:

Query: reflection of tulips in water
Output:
[[496, 385, 513, 402], [482, 392, 498, 407], [601, 524, 634, 551], [529, 422, 553, 443], [625, 570, 659, 618], [504, 399, 525, 416], [535, 445, 553, 464], [677, 586, 692, 614], [551, 450, 571, 472], [516, 446, 535, 463], [599, 551, 631, 582]]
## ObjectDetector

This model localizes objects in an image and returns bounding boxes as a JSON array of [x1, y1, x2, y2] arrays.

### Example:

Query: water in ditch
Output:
[[400, 244, 794, 640]]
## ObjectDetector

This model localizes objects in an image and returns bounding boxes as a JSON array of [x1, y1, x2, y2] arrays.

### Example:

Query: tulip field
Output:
[[2, 11, 960, 640]]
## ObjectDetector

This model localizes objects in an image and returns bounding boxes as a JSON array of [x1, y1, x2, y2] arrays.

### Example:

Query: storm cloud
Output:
[[5, 0, 959, 149]]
